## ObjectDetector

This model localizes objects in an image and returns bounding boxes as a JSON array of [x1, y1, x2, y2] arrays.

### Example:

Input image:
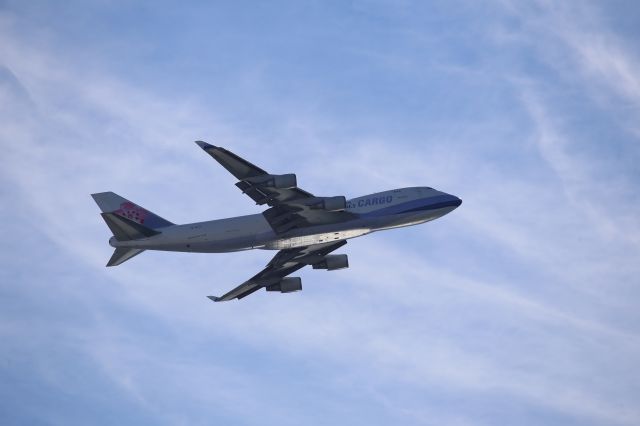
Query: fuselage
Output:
[[111, 187, 462, 253]]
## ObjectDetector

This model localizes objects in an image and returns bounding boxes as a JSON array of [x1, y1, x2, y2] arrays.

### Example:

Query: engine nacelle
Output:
[[312, 254, 349, 271], [271, 173, 297, 189], [247, 173, 297, 189], [266, 277, 302, 293], [307, 196, 347, 211]]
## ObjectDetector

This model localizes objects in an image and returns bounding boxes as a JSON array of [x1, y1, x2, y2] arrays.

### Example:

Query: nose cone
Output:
[[432, 193, 462, 215], [440, 192, 462, 209]]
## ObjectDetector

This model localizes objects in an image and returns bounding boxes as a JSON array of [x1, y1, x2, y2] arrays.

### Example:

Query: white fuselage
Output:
[[111, 187, 462, 253]]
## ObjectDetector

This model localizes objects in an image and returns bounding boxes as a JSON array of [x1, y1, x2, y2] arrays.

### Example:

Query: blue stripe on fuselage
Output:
[[355, 194, 461, 218]]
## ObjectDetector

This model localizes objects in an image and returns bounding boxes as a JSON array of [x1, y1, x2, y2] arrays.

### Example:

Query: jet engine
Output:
[[247, 173, 297, 189], [306, 196, 347, 211], [266, 277, 302, 293], [312, 254, 349, 271]]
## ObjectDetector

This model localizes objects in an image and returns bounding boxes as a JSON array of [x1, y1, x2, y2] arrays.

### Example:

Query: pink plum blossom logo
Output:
[[114, 202, 149, 224]]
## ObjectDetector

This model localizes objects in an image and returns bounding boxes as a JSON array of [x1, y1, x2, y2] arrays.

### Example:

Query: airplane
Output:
[[92, 142, 462, 302]]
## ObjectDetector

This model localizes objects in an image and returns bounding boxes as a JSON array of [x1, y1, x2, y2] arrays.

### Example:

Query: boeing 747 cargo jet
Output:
[[92, 142, 462, 302]]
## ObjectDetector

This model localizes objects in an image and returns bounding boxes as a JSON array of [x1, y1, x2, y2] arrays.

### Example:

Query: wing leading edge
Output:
[[209, 240, 347, 302]]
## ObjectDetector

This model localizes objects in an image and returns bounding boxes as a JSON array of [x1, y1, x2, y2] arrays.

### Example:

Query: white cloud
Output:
[[2, 4, 640, 426]]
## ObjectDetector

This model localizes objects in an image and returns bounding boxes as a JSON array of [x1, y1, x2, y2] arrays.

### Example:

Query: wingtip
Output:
[[195, 140, 216, 150], [207, 295, 222, 302]]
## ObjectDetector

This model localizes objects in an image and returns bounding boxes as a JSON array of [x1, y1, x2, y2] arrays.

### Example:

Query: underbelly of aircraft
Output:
[[264, 228, 371, 249]]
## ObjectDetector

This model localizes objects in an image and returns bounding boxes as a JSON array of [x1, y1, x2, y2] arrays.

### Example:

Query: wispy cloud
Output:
[[2, 2, 640, 426]]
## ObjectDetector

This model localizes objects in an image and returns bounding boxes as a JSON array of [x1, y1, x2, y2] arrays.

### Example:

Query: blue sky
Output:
[[1, 1, 640, 425]]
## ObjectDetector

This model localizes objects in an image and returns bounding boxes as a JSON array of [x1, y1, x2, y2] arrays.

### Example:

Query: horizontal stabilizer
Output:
[[100, 212, 160, 241], [107, 248, 145, 267]]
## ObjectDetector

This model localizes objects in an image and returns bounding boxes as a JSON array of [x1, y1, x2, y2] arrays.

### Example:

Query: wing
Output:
[[195, 141, 314, 206], [208, 240, 347, 302], [195, 141, 356, 233]]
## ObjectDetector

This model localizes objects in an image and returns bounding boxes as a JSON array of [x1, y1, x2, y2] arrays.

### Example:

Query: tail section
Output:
[[91, 192, 174, 267]]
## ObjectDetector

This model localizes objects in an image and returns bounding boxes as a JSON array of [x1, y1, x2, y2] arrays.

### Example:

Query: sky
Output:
[[1, 0, 640, 425]]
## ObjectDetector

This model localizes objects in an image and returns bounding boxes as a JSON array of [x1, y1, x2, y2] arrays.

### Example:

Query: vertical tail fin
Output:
[[91, 192, 173, 229]]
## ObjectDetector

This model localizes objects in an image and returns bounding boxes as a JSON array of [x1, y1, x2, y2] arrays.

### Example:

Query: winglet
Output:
[[207, 295, 222, 302], [195, 140, 216, 150]]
